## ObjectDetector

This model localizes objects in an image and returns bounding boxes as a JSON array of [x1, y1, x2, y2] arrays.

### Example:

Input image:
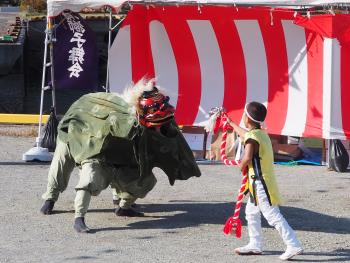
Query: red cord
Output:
[[219, 112, 248, 238]]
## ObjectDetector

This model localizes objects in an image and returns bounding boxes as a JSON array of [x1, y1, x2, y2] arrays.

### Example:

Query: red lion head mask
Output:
[[137, 87, 175, 127]]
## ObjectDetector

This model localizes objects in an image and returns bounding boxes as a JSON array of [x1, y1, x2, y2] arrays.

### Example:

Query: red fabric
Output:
[[295, 14, 350, 139], [161, 11, 202, 125], [117, 6, 350, 138], [259, 14, 289, 134], [303, 29, 324, 137], [341, 45, 350, 139], [211, 18, 247, 125], [294, 14, 350, 45], [130, 7, 155, 82], [123, 6, 295, 128]]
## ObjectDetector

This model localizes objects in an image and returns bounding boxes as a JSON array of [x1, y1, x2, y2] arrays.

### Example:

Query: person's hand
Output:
[[224, 115, 247, 138], [224, 115, 235, 130], [225, 116, 239, 132], [238, 162, 247, 173]]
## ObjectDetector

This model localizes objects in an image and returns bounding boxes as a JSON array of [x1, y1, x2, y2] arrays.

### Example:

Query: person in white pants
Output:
[[227, 101, 303, 261], [243, 181, 302, 260]]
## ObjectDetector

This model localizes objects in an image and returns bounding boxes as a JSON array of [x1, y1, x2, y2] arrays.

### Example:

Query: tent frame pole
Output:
[[327, 139, 330, 168], [105, 8, 113, 92], [22, 17, 53, 161], [37, 17, 56, 146], [48, 17, 57, 114], [37, 18, 50, 147]]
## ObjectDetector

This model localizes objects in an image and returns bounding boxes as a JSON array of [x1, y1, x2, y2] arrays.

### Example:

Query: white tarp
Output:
[[47, 0, 350, 17], [47, 0, 125, 17]]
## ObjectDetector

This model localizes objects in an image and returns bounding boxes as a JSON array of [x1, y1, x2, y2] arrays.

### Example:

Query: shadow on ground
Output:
[[264, 249, 350, 262], [51, 201, 349, 235], [61, 249, 350, 262], [0, 161, 50, 165]]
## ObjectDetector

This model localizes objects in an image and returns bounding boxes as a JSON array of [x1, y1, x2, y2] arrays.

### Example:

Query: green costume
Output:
[[57, 92, 137, 163], [42, 92, 201, 219]]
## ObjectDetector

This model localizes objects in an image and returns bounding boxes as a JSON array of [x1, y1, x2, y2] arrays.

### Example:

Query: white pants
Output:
[[245, 181, 301, 250]]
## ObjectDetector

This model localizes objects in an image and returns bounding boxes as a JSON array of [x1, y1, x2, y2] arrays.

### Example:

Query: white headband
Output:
[[244, 104, 264, 124]]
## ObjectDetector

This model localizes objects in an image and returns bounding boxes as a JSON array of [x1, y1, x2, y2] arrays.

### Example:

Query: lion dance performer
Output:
[[40, 79, 201, 233]]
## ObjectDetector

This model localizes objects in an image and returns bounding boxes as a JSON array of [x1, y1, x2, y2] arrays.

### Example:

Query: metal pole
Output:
[[105, 8, 112, 92], [37, 19, 49, 147], [48, 17, 56, 114], [327, 139, 330, 168]]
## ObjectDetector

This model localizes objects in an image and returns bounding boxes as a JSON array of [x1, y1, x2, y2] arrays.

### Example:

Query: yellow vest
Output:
[[244, 129, 282, 206]]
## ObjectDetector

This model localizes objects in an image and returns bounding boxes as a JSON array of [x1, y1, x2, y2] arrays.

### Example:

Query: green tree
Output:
[[20, 0, 46, 13]]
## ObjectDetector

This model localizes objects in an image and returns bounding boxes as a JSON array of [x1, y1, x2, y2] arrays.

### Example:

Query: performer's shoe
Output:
[[115, 207, 144, 217], [279, 246, 303, 261], [40, 200, 55, 215], [234, 244, 262, 255], [74, 217, 91, 233], [113, 199, 137, 208]]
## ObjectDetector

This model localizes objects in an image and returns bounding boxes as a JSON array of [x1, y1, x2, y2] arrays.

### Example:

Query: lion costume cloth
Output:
[[41, 80, 201, 232]]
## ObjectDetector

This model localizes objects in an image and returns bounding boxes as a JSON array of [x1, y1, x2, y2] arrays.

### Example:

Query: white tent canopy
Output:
[[47, 0, 350, 17]]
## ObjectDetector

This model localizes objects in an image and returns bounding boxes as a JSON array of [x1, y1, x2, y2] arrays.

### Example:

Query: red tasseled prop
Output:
[[216, 112, 248, 239], [223, 217, 242, 238]]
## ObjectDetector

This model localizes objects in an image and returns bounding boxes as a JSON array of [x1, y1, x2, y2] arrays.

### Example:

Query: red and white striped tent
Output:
[[47, 0, 350, 140]]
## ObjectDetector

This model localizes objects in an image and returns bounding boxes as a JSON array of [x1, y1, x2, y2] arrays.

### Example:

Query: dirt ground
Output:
[[0, 135, 349, 263]]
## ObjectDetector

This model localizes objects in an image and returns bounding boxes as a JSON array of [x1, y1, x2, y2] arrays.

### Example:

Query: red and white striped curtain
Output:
[[108, 5, 350, 139]]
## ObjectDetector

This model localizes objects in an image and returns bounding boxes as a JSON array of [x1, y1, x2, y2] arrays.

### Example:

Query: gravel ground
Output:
[[0, 135, 349, 263]]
